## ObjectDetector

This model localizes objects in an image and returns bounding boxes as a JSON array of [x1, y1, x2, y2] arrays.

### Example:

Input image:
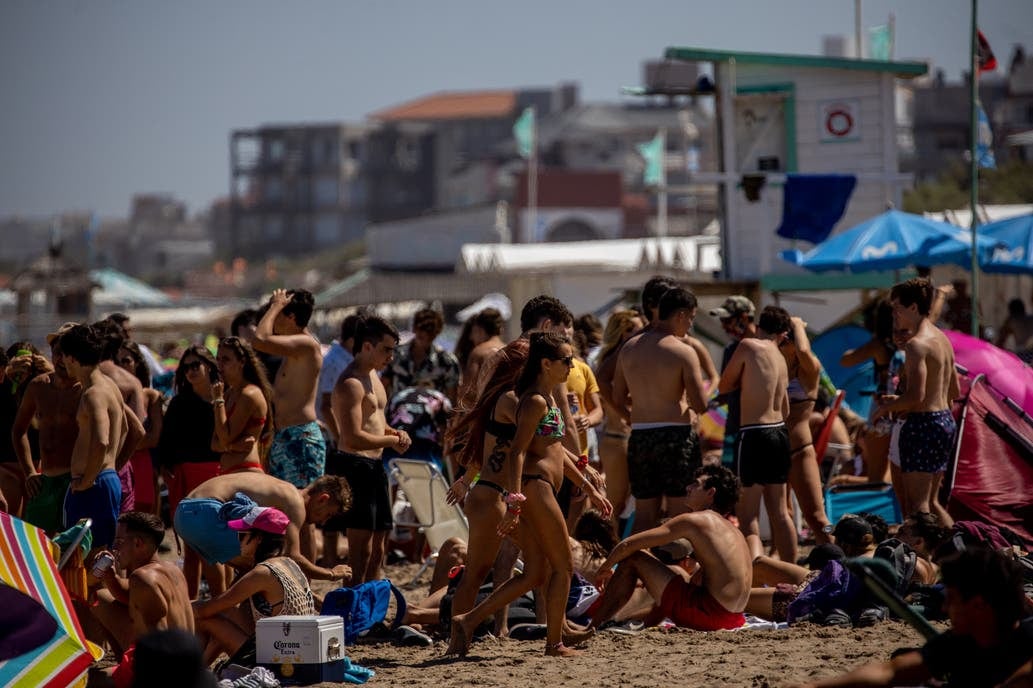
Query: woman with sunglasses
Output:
[[116, 341, 165, 517], [212, 337, 273, 475], [450, 332, 609, 658], [156, 345, 225, 598]]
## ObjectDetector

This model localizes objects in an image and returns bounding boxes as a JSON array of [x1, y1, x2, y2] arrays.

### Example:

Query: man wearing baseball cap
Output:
[[194, 505, 315, 666], [709, 296, 758, 466]]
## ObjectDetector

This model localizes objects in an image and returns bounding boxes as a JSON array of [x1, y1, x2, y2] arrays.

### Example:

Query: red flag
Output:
[[977, 30, 997, 72]]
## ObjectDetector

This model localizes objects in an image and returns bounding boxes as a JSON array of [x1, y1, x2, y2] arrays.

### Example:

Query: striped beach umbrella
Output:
[[0, 512, 103, 688]]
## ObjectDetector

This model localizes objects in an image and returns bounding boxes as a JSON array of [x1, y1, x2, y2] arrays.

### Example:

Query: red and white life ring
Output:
[[825, 108, 854, 137]]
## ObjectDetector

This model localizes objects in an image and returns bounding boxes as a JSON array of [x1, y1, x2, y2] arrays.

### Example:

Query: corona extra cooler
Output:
[[256, 615, 345, 685]]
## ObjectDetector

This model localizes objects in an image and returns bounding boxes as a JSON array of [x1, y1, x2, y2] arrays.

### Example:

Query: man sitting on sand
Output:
[[588, 465, 751, 632], [173, 472, 352, 585], [90, 511, 194, 681]]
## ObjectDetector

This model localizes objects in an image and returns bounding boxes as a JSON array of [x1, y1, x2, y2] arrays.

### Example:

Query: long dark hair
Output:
[[515, 331, 568, 396], [173, 345, 220, 396], [573, 510, 618, 559], [119, 341, 151, 388], [218, 337, 274, 447], [447, 338, 529, 468]]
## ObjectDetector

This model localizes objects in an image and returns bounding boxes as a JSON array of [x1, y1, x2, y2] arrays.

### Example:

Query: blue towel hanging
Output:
[[776, 174, 857, 243]]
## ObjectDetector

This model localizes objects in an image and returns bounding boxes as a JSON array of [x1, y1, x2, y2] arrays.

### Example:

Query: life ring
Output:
[[825, 108, 854, 137]]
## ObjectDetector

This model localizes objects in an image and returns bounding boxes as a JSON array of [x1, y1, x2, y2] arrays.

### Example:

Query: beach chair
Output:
[[388, 458, 469, 587]]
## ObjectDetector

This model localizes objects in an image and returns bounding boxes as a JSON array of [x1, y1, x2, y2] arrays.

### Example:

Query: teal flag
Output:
[[977, 103, 997, 169], [637, 131, 664, 186], [868, 24, 892, 61], [513, 106, 534, 159]]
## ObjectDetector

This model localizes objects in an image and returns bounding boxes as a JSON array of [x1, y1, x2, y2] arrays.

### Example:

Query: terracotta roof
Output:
[[370, 90, 517, 121]]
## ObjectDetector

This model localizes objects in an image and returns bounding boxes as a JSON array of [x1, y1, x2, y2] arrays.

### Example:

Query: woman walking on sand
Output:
[[449, 332, 605, 658]]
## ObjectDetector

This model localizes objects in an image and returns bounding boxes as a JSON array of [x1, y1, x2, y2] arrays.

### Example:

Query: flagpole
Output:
[[528, 106, 538, 243], [855, 0, 863, 58], [658, 128, 668, 238], [969, 0, 980, 337]]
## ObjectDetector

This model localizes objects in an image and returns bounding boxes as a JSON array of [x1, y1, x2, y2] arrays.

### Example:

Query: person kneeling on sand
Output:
[[588, 465, 752, 632], [193, 506, 315, 666]]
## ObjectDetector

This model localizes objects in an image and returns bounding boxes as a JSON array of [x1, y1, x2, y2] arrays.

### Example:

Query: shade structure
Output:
[[781, 209, 996, 273], [977, 212, 1033, 274], [0, 513, 103, 688], [944, 329, 1033, 418], [810, 324, 878, 418]]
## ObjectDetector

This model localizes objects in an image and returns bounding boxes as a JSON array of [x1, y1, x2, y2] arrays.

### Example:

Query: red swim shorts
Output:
[[655, 578, 746, 631]]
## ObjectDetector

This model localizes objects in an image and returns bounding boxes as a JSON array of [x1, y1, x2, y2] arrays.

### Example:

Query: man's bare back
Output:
[[72, 370, 129, 487], [99, 360, 146, 421], [188, 472, 305, 525], [720, 338, 788, 426], [669, 510, 752, 612], [616, 330, 706, 424], [904, 320, 958, 412], [130, 560, 194, 637]]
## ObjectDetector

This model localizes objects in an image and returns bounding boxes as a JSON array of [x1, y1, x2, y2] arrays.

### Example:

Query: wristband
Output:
[[506, 503, 522, 515], [212, 399, 225, 406], [504, 492, 526, 506], [576, 454, 589, 470]]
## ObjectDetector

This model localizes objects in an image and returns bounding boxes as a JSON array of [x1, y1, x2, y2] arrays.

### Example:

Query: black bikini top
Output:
[[485, 417, 516, 442]]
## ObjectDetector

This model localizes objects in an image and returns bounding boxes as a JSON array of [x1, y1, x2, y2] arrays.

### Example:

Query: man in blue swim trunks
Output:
[[873, 277, 960, 524], [254, 288, 326, 488], [59, 324, 145, 550]]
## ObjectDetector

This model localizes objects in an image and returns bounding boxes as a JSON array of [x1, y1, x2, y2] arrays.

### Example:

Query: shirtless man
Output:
[[588, 464, 751, 632], [717, 305, 795, 563], [12, 323, 82, 532], [174, 471, 352, 584], [253, 288, 325, 488], [92, 512, 193, 657], [612, 287, 707, 532], [872, 277, 959, 523], [60, 324, 143, 549], [331, 314, 411, 583], [460, 307, 506, 396], [317, 313, 361, 447]]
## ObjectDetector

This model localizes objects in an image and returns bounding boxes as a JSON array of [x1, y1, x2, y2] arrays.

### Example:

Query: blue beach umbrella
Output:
[[977, 213, 1033, 274], [781, 210, 995, 273]]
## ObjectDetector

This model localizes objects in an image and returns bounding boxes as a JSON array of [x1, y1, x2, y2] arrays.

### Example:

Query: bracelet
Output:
[[504, 492, 526, 506], [212, 399, 225, 406], [506, 503, 522, 515], [576, 454, 589, 470]]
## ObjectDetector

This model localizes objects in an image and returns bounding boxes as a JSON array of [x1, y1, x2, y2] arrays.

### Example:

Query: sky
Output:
[[1, 0, 1031, 218]]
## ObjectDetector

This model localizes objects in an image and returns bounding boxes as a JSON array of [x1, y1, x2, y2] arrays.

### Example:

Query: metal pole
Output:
[[528, 106, 538, 243], [855, 0, 863, 58], [969, 0, 981, 336]]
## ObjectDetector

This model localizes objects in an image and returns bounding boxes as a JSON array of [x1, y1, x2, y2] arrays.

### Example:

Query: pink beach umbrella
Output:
[[943, 330, 1033, 417]]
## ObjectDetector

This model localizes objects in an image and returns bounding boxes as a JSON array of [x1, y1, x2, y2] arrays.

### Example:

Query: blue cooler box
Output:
[[256, 615, 345, 685]]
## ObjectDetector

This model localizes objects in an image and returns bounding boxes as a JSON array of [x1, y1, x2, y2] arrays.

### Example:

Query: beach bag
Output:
[[322, 579, 407, 645], [873, 538, 917, 597], [786, 560, 862, 624]]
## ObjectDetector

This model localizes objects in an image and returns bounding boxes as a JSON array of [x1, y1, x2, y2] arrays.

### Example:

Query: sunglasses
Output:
[[554, 355, 575, 367], [181, 360, 204, 372]]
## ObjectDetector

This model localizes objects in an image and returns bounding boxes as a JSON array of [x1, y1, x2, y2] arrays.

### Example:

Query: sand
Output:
[[302, 563, 936, 688]]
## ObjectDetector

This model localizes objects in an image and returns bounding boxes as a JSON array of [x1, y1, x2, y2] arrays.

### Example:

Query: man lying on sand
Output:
[[588, 465, 752, 632]]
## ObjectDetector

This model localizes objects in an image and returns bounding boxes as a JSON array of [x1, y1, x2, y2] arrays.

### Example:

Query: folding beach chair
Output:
[[387, 458, 469, 587]]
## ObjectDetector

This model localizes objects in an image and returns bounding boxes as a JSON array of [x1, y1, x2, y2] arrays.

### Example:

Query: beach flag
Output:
[[977, 30, 997, 72], [513, 106, 535, 159], [637, 131, 664, 187], [977, 103, 997, 169], [868, 24, 892, 61]]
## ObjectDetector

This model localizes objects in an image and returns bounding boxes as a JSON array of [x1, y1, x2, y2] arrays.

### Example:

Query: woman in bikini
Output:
[[593, 309, 644, 527], [212, 336, 272, 475], [450, 332, 609, 658], [156, 345, 224, 598], [444, 339, 529, 641], [778, 315, 832, 544]]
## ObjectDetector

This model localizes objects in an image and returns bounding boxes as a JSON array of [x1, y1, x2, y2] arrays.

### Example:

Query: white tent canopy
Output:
[[458, 236, 721, 274]]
